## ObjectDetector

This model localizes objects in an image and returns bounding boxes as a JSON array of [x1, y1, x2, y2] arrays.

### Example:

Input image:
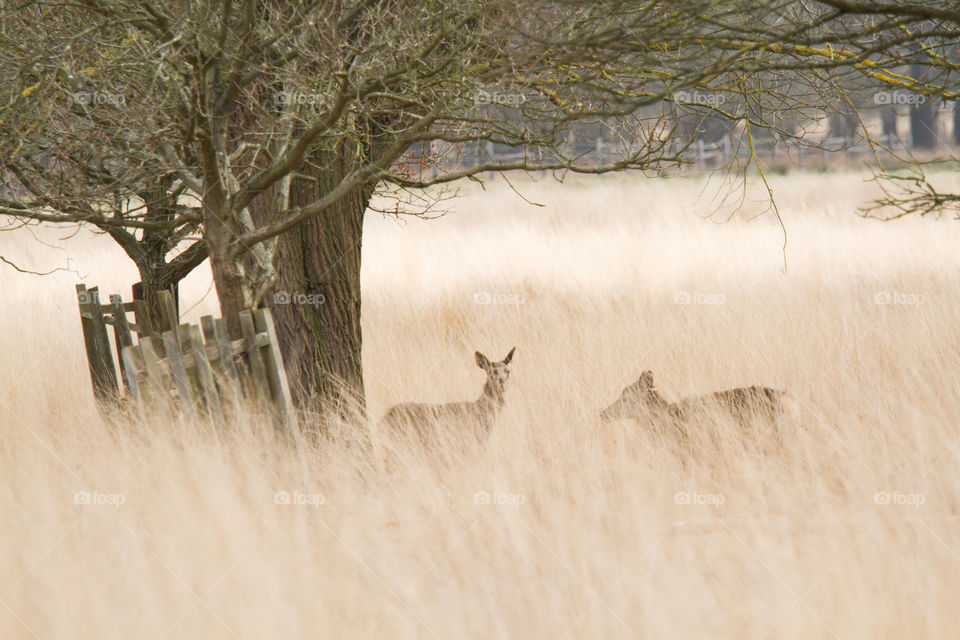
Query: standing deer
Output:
[[381, 347, 516, 444], [600, 370, 784, 429]]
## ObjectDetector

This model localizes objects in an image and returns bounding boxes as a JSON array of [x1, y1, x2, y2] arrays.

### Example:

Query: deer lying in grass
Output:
[[600, 370, 784, 432], [381, 348, 516, 444]]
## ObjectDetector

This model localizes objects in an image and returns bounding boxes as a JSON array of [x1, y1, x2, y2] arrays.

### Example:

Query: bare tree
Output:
[[0, 11, 206, 326], [5, 0, 799, 415], [5, 0, 958, 419]]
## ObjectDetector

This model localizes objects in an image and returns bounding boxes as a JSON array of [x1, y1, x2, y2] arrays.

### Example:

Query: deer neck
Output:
[[645, 387, 672, 413], [479, 378, 505, 413]]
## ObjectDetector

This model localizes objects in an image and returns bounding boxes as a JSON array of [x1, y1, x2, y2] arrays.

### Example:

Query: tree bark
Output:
[[953, 103, 960, 146], [909, 64, 939, 150], [205, 198, 247, 338], [880, 105, 897, 140], [109, 179, 209, 332], [132, 270, 177, 332], [910, 101, 939, 150], [266, 146, 372, 418], [209, 244, 247, 339]]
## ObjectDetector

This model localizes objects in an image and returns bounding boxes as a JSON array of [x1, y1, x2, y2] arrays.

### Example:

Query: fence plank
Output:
[[87, 288, 118, 395], [213, 318, 244, 418], [239, 311, 269, 393], [162, 330, 198, 420], [158, 290, 179, 339], [138, 336, 172, 420], [132, 300, 154, 340], [188, 325, 224, 428], [110, 295, 134, 390], [120, 345, 145, 419], [178, 324, 192, 350], [254, 308, 296, 427], [76, 284, 118, 403], [201, 315, 216, 343], [213, 318, 239, 381]]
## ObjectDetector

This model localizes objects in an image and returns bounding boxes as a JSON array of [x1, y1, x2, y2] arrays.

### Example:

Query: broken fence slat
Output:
[[120, 345, 145, 419], [188, 325, 224, 428], [239, 311, 269, 396], [132, 299, 154, 339], [213, 318, 239, 381], [76, 284, 118, 403], [138, 336, 173, 420], [158, 290, 179, 342], [110, 295, 134, 391], [253, 308, 295, 426], [162, 330, 197, 420], [201, 316, 216, 343]]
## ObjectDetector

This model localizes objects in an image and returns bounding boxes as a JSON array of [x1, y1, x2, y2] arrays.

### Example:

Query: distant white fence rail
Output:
[[432, 133, 913, 173]]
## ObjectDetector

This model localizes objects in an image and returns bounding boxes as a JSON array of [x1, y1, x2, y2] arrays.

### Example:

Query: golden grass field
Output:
[[2, 170, 960, 638]]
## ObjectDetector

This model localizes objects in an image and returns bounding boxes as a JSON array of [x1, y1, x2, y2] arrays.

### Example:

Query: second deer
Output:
[[600, 370, 785, 432]]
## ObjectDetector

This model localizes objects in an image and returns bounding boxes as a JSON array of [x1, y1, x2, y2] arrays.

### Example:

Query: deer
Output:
[[380, 347, 516, 445], [600, 370, 785, 438]]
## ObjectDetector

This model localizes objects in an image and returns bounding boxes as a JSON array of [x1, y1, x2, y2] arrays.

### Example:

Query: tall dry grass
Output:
[[1, 170, 959, 638]]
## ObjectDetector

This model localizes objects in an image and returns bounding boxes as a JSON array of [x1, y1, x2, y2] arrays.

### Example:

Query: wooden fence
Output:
[[76, 284, 294, 429]]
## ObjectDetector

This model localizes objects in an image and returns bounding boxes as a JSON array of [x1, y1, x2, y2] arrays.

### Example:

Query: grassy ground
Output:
[[1, 170, 959, 638]]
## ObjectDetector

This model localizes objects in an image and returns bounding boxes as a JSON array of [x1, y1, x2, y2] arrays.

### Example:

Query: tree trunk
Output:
[[205, 202, 247, 339], [953, 103, 960, 146], [266, 147, 372, 418], [909, 64, 939, 150], [880, 105, 897, 140], [132, 271, 177, 332], [910, 101, 939, 150], [828, 111, 856, 140], [115, 180, 208, 333], [209, 244, 247, 339]]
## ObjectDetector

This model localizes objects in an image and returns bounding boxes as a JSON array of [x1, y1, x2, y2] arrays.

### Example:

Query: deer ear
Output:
[[503, 347, 516, 364], [476, 351, 490, 369]]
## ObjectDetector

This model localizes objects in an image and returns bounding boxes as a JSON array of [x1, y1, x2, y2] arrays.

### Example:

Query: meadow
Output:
[[1, 169, 959, 638]]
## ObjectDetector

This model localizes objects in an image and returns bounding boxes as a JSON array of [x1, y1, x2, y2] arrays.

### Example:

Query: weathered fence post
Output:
[[187, 325, 224, 428], [109, 295, 134, 390], [254, 308, 296, 428], [76, 284, 118, 404]]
